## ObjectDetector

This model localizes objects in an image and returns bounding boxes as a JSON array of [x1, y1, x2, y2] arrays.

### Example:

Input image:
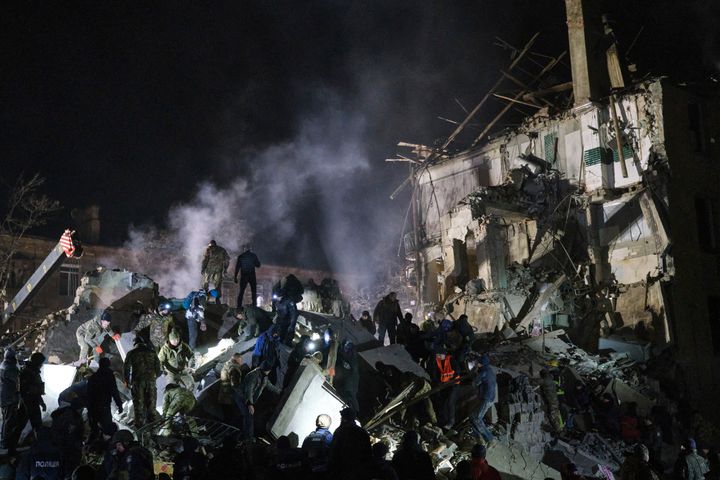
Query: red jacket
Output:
[[472, 459, 501, 480]]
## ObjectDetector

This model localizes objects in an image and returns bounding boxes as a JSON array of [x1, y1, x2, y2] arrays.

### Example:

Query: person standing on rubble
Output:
[[100, 429, 154, 480], [391, 430, 435, 480], [359, 310, 376, 336], [0, 348, 19, 452], [252, 325, 281, 369], [123, 336, 161, 428], [87, 357, 123, 441], [470, 353, 496, 444], [335, 340, 360, 413], [273, 274, 304, 345], [428, 348, 460, 431], [184, 289, 216, 350], [158, 329, 195, 390], [133, 302, 174, 352], [234, 244, 261, 307], [236, 305, 273, 341], [75, 310, 119, 364], [302, 414, 333, 475], [374, 292, 403, 345], [396, 312, 414, 346], [328, 407, 372, 480], [5, 352, 46, 456], [239, 361, 282, 440], [201, 240, 230, 304]]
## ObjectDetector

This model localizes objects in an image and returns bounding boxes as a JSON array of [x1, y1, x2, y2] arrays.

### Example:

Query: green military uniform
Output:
[[201, 243, 230, 297], [123, 342, 161, 428], [163, 384, 197, 433], [75, 317, 112, 363], [218, 359, 244, 405], [133, 313, 173, 351], [238, 306, 272, 340], [157, 335, 194, 390]]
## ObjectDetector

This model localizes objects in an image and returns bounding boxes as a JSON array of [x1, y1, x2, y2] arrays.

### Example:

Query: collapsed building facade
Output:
[[401, 0, 720, 422]]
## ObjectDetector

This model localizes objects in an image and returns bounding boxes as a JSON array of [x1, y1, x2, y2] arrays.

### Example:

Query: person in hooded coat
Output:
[[6, 352, 47, 455], [391, 430, 435, 480], [15, 426, 63, 480], [87, 357, 123, 441], [0, 348, 19, 451]]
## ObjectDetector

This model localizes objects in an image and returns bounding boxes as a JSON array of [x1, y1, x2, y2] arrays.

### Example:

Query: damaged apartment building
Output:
[[398, 0, 720, 420]]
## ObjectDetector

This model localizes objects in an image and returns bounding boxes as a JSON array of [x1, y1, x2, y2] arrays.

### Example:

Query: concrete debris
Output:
[[598, 335, 652, 362]]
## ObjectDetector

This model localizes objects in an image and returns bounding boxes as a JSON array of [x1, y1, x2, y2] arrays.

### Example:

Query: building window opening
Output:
[[59, 265, 79, 297]]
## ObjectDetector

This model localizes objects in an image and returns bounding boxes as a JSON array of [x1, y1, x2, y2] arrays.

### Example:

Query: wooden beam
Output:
[[492, 93, 543, 109]]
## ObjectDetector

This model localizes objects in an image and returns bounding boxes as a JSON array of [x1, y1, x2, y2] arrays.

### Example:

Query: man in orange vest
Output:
[[427, 348, 460, 430]]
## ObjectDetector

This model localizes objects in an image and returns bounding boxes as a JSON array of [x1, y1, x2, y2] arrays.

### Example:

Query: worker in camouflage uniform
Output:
[[123, 336, 161, 428], [218, 353, 245, 423], [162, 383, 198, 433], [201, 240, 230, 303], [158, 330, 194, 390], [133, 302, 174, 351], [76, 310, 119, 363]]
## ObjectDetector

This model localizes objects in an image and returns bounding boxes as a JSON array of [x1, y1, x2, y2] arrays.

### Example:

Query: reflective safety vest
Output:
[[436, 356, 455, 383]]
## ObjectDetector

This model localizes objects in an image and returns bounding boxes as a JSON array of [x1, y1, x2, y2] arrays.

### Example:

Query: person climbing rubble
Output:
[[328, 407, 372, 480], [428, 348, 460, 430], [218, 353, 245, 423], [75, 310, 119, 364], [358, 310, 376, 336], [273, 274, 304, 345], [87, 357, 123, 442], [390, 430, 435, 480], [375, 361, 436, 426], [123, 335, 161, 428], [373, 292, 403, 345], [302, 414, 333, 475], [540, 368, 564, 433], [158, 329, 194, 390], [237, 305, 273, 341], [184, 289, 215, 349], [133, 302, 174, 351], [5, 351, 46, 456], [201, 239, 230, 303], [252, 325, 280, 370], [162, 383, 198, 434], [235, 244, 262, 307], [239, 361, 282, 440], [100, 429, 154, 480], [470, 353, 496, 444], [0, 348, 19, 452], [335, 339, 360, 413]]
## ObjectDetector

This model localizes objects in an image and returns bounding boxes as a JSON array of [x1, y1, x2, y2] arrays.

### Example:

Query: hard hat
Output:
[[316, 414, 332, 428]]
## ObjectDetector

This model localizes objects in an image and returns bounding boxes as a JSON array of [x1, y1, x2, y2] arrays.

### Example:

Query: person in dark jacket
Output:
[[173, 436, 207, 480], [270, 435, 308, 480], [87, 357, 123, 441], [252, 326, 281, 369], [373, 293, 403, 345], [391, 430, 435, 480], [396, 313, 414, 346], [427, 350, 460, 430], [284, 336, 311, 389], [50, 404, 84, 475], [0, 348, 19, 451], [301, 414, 333, 474], [370, 442, 399, 480], [329, 408, 372, 480], [6, 352, 46, 455], [237, 363, 282, 440], [359, 311, 375, 336], [455, 315, 475, 369], [595, 392, 621, 437], [674, 438, 709, 480], [335, 340, 360, 413], [470, 443, 501, 480], [15, 426, 63, 480], [123, 336, 161, 428], [234, 245, 261, 307], [100, 429, 154, 480], [470, 353, 496, 443]]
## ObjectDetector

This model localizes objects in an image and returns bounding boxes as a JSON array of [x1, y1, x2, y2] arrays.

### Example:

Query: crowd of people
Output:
[[0, 239, 717, 479]]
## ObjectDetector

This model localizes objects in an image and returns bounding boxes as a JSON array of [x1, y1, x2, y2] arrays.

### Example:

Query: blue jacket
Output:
[[252, 329, 279, 363], [182, 290, 207, 310], [473, 364, 496, 402], [302, 428, 333, 472]]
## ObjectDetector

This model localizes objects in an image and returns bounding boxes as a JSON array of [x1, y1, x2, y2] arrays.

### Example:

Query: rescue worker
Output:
[[284, 335, 312, 389], [218, 353, 244, 423], [5, 352, 47, 455], [87, 357, 123, 441], [428, 348, 460, 430], [0, 348, 19, 451], [301, 414, 333, 475], [15, 426, 63, 480], [273, 274, 304, 343], [391, 430, 435, 480], [470, 443, 501, 480], [50, 401, 84, 476], [123, 335, 161, 428], [621, 443, 659, 480], [373, 292, 403, 345], [158, 329, 194, 389], [540, 369, 564, 432], [239, 362, 282, 440], [201, 239, 230, 303], [455, 314, 475, 369], [675, 438, 709, 480], [252, 326, 280, 369], [369, 442, 399, 480], [335, 340, 360, 413], [162, 383, 197, 433], [100, 429, 154, 480], [75, 310, 119, 364], [270, 435, 308, 478], [375, 362, 436, 426], [184, 290, 214, 350], [358, 310, 375, 336], [133, 303, 174, 351], [237, 305, 273, 341], [234, 244, 261, 307], [328, 408, 372, 480], [470, 353, 496, 444], [396, 312, 414, 346]]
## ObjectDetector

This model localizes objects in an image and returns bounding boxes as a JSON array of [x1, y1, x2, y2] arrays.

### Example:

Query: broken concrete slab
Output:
[[604, 377, 654, 417], [359, 343, 430, 380], [486, 441, 561, 480], [598, 335, 651, 362], [522, 329, 573, 355], [41, 364, 77, 414]]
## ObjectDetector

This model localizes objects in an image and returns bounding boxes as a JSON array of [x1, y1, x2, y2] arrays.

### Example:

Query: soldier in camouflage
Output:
[[158, 330, 194, 390], [201, 240, 230, 303], [133, 303, 174, 352], [162, 383, 198, 433], [123, 336, 161, 428], [76, 310, 119, 363], [218, 353, 245, 423]]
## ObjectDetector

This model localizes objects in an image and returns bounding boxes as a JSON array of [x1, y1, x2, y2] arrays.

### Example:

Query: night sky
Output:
[[2, 1, 717, 273]]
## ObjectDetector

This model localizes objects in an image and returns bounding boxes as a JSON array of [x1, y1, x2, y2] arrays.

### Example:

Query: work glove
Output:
[[112, 333, 121, 341], [95, 346, 103, 354]]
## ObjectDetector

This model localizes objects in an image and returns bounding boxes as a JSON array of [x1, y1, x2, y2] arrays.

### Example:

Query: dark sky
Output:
[[1, 1, 717, 272]]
